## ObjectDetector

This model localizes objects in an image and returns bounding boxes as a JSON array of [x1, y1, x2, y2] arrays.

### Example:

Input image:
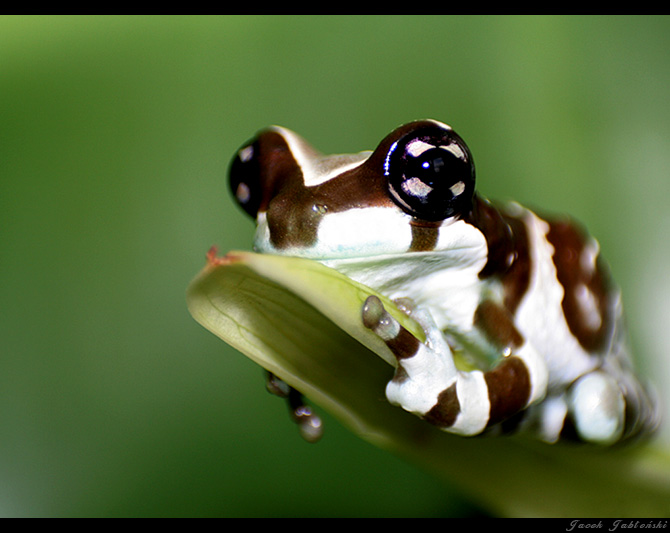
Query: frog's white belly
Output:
[[331, 255, 486, 334], [319, 214, 488, 329]]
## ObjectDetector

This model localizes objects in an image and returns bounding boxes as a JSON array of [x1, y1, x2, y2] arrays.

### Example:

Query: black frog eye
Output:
[[229, 139, 263, 218], [385, 124, 475, 221]]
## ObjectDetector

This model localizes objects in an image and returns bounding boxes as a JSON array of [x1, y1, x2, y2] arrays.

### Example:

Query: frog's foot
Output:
[[565, 371, 624, 444], [266, 372, 323, 443], [362, 295, 548, 436], [564, 368, 660, 445]]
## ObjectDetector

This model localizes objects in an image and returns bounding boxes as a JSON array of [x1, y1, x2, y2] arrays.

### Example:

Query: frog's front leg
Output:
[[362, 295, 548, 436]]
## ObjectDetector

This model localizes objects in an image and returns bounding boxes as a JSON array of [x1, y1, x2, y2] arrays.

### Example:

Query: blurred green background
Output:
[[1, 15, 669, 517]]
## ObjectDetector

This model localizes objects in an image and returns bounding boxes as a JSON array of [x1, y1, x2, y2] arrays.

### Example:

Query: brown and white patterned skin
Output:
[[229, 120, 659, 444]]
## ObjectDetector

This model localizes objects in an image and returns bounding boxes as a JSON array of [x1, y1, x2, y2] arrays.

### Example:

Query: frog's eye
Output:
[[229, 139, 263, 218], [385, 125, 475, 221]]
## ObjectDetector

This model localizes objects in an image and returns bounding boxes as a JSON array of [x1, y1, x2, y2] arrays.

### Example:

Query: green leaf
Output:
[[187, 250, 670, 517]]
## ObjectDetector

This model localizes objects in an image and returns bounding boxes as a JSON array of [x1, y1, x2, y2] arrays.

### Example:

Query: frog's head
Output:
[[229, 120, 477, 259]]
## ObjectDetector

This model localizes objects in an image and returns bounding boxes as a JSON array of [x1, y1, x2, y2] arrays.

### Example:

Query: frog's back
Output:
[[469, 197, 658, 441]]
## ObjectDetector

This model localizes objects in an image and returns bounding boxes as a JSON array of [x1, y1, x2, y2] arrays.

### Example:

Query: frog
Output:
[[227, 119, 659, 445]]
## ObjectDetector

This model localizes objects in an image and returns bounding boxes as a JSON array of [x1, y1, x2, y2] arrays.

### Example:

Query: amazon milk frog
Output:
[[228, 119, 659, 445]]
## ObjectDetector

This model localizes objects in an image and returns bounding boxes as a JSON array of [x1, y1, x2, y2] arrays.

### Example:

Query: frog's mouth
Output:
[[253, 208, 488, 266]]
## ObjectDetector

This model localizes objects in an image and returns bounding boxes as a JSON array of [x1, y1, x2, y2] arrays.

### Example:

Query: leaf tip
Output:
[[205, 246, 245, 268]]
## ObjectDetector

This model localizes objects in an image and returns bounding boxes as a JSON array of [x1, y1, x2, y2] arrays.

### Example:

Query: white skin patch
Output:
[[574, 283, 603, 331], [385, 356, 457, 416], [574, 239, 603, 331], [385, 304, 460, 417], [315, 208, 415, 259], [325, 218, 488, 333], [536, 395, 570, 443], [515, 342, 548, 406], [268, 126, 371, 187], [580, 238, 600, 274], [254, 207, 414, 259], [450, 371, 490, 435], [514, 209, 599, 385]]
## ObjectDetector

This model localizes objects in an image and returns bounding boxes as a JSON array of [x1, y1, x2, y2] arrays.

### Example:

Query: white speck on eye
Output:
[[239, 145, 254, 163], [407, 139, 435, 157], [450, 181, 465, 196], [441, 144, 465, 160], [236, 182, 251, 204], [402, 177, 433, 199]]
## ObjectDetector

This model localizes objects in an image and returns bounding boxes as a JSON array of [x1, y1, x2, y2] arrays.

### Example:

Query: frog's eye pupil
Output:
[[386, 126, 475, 221]]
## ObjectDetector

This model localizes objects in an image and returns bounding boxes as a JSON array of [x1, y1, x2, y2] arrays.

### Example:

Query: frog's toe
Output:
[[391, 297, 416, 316], [362, 295, 423, 359], [567, 371, 625, 445], [361, 295, 395, 337]]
